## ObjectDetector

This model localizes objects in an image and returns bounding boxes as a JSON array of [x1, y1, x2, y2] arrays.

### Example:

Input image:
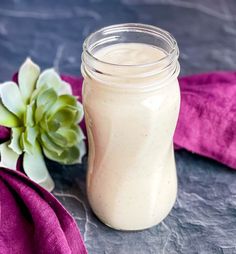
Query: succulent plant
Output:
[[0, 58, 85, 191]]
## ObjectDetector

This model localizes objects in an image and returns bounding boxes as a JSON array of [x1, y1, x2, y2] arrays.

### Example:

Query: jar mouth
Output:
[[83, 23, 179, 68], [82, 23, 180, 90]]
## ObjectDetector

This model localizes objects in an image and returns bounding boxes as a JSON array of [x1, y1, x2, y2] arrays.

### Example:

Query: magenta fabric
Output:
[[174, 71, 236, 169], [0, 167, 87, 254], [0, 127, 10, 142]]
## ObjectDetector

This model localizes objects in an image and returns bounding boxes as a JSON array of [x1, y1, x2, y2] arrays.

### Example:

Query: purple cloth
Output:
[[0, 167, 87, 254], [174, 71, 236, 169], [0, 127, 10, 142]]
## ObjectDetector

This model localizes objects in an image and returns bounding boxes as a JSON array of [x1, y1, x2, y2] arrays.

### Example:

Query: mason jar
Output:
[[81, 23, 180, 230]]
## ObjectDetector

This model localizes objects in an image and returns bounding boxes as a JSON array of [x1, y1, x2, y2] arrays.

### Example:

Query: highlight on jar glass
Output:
[[81, 23, 180, 231]]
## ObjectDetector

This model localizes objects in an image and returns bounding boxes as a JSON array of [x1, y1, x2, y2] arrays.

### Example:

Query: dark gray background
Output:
[[0, 0, 236, 253]]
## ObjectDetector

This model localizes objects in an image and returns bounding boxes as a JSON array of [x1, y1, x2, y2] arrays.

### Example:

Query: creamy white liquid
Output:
[[83, 43, 180, 230], [95, 43, 166, 65]]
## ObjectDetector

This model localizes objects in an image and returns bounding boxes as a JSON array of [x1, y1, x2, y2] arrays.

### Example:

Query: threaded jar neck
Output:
[[81, 23, 179, 91]]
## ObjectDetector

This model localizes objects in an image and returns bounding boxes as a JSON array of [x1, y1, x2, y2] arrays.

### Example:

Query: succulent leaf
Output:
[[76, 140, 86, 164], [23, 141, 55, 191], [36, 69, 61, 91], [0, 141, 20, 170], [0, 99, 21, 127], [18, 58, 40, 103], [35, 105, 46, 124], [59, 81, 73, 95], [36, 88, 57, 110], [40, 132, 64, 155], [56, 128, 78, 147], [47, 119, 60, 132], [21, 131, 33, 154], [25, 103, 35, 127], [26, 126, 39, 145], [48, 132, 67, 147], [0, 82, 26, 118], [8, 127, 23, 154], [49, 94, 77, 116], [49, 108, 77, 127], [75, 101, 84, 123], [43, 145, 80, 165]]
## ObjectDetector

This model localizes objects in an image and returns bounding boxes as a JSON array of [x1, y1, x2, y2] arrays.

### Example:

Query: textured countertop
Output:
[[0, 0, 236, 253]]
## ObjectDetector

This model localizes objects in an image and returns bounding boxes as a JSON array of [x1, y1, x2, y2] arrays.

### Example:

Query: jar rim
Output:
[[83, 23, 179, 68]]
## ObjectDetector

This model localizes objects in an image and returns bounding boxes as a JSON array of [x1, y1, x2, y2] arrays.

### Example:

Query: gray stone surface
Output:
[[0, 0, 236, 253]]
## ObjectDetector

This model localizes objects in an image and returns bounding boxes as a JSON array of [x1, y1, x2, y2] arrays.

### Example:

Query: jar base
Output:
[[91, 207, 174, 232]]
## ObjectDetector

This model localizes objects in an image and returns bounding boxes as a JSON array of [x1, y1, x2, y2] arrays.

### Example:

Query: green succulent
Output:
[[0, 58, 85, 191]]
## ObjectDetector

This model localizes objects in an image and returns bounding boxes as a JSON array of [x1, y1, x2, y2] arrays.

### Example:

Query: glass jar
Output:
[[81, 23, 180, 230]]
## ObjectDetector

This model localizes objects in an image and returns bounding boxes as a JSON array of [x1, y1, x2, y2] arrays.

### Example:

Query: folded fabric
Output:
[[0, 127, 10, 142], [61, 72, 236, 170], [0, 167, 87, 254], [174, 71, 236, 169]]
